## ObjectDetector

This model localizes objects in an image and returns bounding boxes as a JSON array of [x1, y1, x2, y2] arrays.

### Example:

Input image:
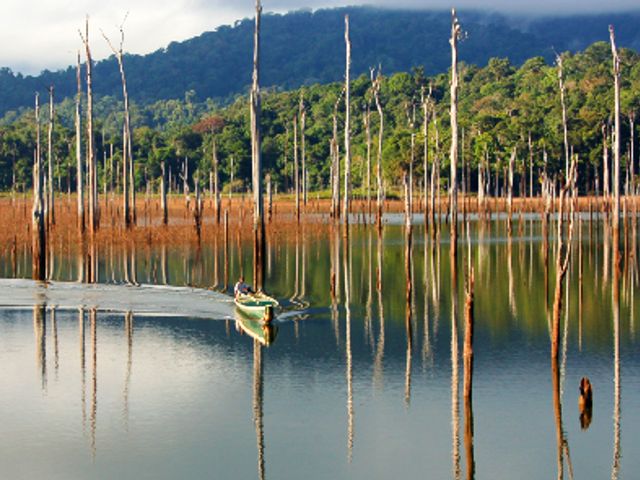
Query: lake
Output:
[[0, 217, 638, 479]]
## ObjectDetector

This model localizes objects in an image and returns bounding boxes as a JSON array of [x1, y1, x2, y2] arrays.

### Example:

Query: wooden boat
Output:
[[235, 312, 278, 346], [234, 292, 279, 319]]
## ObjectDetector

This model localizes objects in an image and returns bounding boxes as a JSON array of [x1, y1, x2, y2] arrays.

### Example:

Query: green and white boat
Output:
[[234, 292, 279, 320]]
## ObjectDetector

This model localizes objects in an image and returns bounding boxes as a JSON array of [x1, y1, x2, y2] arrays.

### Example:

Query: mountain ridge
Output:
[[1, 6, 639, 116]]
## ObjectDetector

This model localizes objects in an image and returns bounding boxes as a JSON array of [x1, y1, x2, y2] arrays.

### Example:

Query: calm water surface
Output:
[[1, 218, 639, 479]]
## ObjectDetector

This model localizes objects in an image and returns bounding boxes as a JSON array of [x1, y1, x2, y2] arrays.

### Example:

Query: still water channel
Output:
[[0, 218, 639, 479]]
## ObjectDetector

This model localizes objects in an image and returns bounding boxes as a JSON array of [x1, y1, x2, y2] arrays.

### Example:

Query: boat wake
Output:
[[0, 279, 235, 319]]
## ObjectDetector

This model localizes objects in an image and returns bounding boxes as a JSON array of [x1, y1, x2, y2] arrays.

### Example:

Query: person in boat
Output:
[[234, 276, 253, 298]]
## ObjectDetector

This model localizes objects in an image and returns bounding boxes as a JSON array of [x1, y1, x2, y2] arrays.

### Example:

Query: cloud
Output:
[[1, 0, 247, 74], [1, 0, 638, 75]]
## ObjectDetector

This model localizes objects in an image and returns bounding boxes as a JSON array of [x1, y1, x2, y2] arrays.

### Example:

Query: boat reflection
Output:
[[235, 310, 278, 346]]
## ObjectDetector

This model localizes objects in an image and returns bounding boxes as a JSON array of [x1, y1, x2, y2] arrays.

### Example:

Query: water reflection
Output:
[[4, 216, 639, 478], [235, 311, 278, 346], [33, 304, 46, 391], [404, 225, 413, 408], [51, 307, 59, 377], [463, 221, 475, 480], [373, 226, 385, 390], [579, 377, 593, 430], [90, 308, 97, 459], [253, 340, 265, 480], [611, 269, 621, 480], [343, 232, 354, 463], [552, 347, 573, 479], [79, 308, 86, 433], [123, 312, 133, 429], [451, 250, 461, 480]]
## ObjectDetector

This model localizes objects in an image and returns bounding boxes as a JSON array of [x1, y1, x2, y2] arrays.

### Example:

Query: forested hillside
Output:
[[1, 7, 639, 116], [1, 39, 638, 196]]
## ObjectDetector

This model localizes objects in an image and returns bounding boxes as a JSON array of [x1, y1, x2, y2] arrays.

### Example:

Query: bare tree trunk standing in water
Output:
[[373, 70, 383, 230], [47, 86, 55, 229], [212, 138, 221, 224], [430, 107, 440, 239], [449, 9, 461, 260], [343, 14, 352, 231], [556, 53, 570, 178], [75, 52, 84, 232], [122, 124, 129, 225], [250, 0, 265, 292], [364, 85, 372, 218], [423, 85, 432, 228], [330, 88, 344, 221], [266, 174, 272, 223], [630, 112, 636, 194], [603, 122, 610, 200], [80, 18, 98, 234], [299, 92, 307, 207], [103, 15, 135, 227], [507, 147, 515, 234], [32, 94, 46, 281], [160, 160, 168, 225], [610, 25, 622, 271], [294, 115, 300, 223], [528, 132, 534, 198]]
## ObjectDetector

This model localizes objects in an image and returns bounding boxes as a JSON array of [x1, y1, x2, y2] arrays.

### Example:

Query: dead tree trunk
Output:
[[610, 26, 622, 270], [47, 86, 55, 228], [250, 0, 265, 292], [267, 174, 272, 223], [122, 124, 130, 225], [528, 132, 534, 198], [478, 149, 485, 213], [80, 18, 98, 233], [160, 160, 167, 225], [407, 102, 416, 222], [556, 54, 570, 177], [299, 92, 307, 206], [32, 94, 46, 281], [430, 107, 440, 239], [103, 149, 108, 203], [103, 19, 135, 226], [193, 172, 202, 239], [507, 147, 515, 233], [209, 170, 213, 201], [630, 112, 636, 194], [343, 14, 352, 227], [212, 138, 221, 224], [461, 127, 466, 218], [229, 155, 234, 200], [181, 158, 190, 211], [603, 122, 610, 199], [449, 9, 461, 258], [364, 97, 372, 217], [294, 115, 300, 222], [403, 171, 412, 232], [373, 71, 384, 229], [331, 88, 344, 220], [330, 122, 337, 218], [423, 85, 432, 227]]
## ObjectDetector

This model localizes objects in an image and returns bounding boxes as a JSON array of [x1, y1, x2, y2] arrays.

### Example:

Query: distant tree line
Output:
[[1, 41, 639, 197]]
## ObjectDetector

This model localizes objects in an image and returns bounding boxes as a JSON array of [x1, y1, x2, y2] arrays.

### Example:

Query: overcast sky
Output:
[[2, 0, 638, 75]]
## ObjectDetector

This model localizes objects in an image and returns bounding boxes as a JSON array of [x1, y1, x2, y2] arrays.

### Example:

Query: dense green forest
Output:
[[1, 7, 640, 115], [0, 40, 639, 196]]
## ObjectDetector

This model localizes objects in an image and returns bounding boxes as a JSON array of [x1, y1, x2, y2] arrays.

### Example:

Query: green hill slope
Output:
[[1, 7, 639, 116]]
